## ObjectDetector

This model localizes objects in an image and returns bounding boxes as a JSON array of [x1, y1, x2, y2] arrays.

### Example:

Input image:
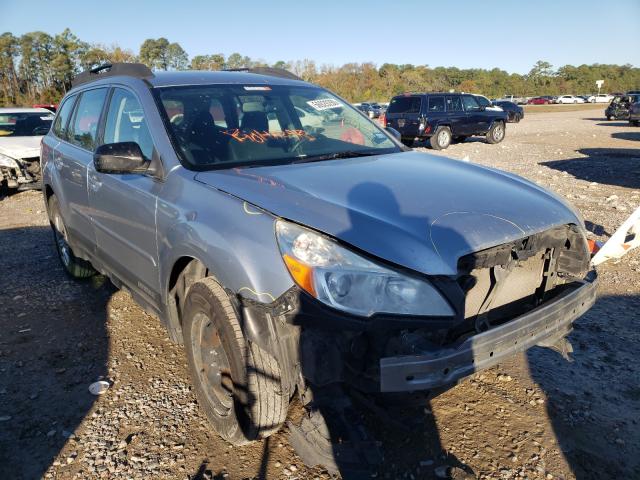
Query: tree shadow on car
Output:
[[0, 225, 112, 479], [286, 182, 476, 479], [541, 148, 640, 189], [526, 293, 640, 479]]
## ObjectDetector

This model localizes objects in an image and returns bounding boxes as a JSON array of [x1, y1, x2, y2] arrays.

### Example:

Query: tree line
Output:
[[1, 30, 639, 106]]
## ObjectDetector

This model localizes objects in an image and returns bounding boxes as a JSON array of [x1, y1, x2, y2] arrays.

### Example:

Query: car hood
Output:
[[0, 136, 42, 159], [195, 151, 582, 276]]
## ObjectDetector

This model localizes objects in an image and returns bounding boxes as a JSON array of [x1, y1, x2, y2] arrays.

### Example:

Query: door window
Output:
[[427, 96, 445, 112], [445, 96, 463, 112], [462, 95, 481, 111], [103, 88, 154, 160], [52, 95, 77, 140], [69, 88, 108, 150]]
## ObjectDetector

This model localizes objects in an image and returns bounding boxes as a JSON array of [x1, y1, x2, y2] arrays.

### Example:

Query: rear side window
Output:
[[69, 88, 108, 150], [387, 96, 422, 114], [103, 88, 154, 160], [427, 96, 445, 112], [446, 96, 463, 112], [52, 96, 76, 140]]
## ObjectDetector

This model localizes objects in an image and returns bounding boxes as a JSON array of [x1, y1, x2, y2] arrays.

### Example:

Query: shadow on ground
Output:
[[541, 148, 640, 189], [528, 294, 640, 479], [611, 131, 640, 142], [0, 225, 113, 479]]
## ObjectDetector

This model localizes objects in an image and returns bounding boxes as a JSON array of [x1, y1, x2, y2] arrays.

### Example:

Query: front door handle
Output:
[[88, 174, 102, 192]]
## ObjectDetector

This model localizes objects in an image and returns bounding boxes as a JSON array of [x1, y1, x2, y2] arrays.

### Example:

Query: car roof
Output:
[[149, 70, 310, 88], [0, 107, 53, 114]]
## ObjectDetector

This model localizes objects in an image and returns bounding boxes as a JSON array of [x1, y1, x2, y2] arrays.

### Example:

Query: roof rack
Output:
[[72, 63, 154, 88], [223, 67, 303, 81]]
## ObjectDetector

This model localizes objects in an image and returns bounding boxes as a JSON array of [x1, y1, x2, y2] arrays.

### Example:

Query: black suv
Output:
[[383, 93, 509, 149]]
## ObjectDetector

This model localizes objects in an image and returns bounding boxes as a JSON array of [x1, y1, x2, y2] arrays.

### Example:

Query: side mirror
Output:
[[94, 142, 149, 174], [385, 126, 401, 142]]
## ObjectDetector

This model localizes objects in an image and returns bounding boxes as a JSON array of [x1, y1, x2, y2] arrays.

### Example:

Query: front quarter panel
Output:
[[156, 169, 295, 305]]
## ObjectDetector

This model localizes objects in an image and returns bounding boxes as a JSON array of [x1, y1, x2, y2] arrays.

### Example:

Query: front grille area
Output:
[[456, 224, 590, 331]]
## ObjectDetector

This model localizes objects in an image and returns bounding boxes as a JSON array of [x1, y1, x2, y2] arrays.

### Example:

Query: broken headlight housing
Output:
[[275, 220, 454, 318], [0, 153, 19, 169]]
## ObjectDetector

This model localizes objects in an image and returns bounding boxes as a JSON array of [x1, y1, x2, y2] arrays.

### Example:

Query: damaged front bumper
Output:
[[0, 155, 41, 190], [379, 273, 597, 392]]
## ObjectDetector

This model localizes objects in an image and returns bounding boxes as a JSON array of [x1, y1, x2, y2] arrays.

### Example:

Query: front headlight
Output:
[[0, 153, 19, 169], [275, 220, 454, 318]]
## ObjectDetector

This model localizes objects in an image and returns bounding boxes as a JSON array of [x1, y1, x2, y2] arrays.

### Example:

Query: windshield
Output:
[[155, 84, 399, 169], [0, 111, 54, 137]]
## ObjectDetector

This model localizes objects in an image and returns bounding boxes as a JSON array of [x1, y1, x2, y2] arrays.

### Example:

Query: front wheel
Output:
[[429, 126, 452, 150], [486, 121, 505, 144], [183, 277, 288, 445], [48, 195, 95, 278]]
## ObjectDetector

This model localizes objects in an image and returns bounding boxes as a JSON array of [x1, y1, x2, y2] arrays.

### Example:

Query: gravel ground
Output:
[[0, 107, 639, 480]]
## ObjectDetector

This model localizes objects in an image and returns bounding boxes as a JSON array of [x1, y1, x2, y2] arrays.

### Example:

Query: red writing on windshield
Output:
[[222, 128, 316, 143]]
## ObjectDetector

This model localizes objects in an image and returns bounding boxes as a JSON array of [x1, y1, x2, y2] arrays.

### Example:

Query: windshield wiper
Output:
[[291, 150, 379, 164]]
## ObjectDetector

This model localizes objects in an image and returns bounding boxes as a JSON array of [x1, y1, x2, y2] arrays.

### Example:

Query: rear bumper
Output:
[[379, 274, 597, 392]]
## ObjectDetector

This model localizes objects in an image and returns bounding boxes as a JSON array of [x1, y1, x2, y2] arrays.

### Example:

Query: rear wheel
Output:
[[429, 126, 451, 150], [183, 277, 288, 445], [48, 195, 95, 279], [486, 121, 505, 144]]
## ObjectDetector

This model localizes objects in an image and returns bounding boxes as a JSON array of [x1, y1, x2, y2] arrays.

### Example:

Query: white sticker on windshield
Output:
[[306, 99, 343, 111]]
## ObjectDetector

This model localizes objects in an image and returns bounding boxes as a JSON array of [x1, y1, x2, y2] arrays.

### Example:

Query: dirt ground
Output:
[[1, 107, 639, 480]]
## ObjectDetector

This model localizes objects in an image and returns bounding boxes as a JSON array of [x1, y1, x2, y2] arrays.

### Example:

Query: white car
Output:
[[556, 95, 585, 104], [0, 107, 54, 191], [593, 94, 614, 103]]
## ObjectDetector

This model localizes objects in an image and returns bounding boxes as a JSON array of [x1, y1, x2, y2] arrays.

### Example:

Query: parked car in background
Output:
[[606, 94, 640, 120], [32, 103, 58, 112], [629, 100, 640, 126], [0, 107, 54, 191], [384, 92, 508, 148], [527, 97, 552, 105], [556, 95, 585, 104], [498, 94, 527, 105], [593, 94, 613, 103], [42, 64, 597, 453], [357, 102, 382, 118], [492, 100, 524, 123], [578, 95, 594, 103]]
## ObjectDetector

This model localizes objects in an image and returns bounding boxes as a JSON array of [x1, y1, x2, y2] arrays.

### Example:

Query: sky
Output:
[[2, 0, 639, 74]]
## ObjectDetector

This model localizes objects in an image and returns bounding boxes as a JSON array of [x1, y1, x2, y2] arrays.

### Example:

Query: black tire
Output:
[[183, 277, 287, 445], [429, 126, 452, 150], [486, 121, 505, 144], [48, 195, 95, 279], [401, 138, 414, 147]]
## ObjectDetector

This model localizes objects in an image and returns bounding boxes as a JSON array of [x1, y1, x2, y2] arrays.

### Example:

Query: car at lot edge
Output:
[[629, 100, 640, 126], [556, 95, 585, 104], [383, 92, 509, 148], [605, 94, 640, 120], [42, 63, 597, 448], [0, 107, 54, 191], [492, 100, 524, 123], [527, 97, 552, 105]]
